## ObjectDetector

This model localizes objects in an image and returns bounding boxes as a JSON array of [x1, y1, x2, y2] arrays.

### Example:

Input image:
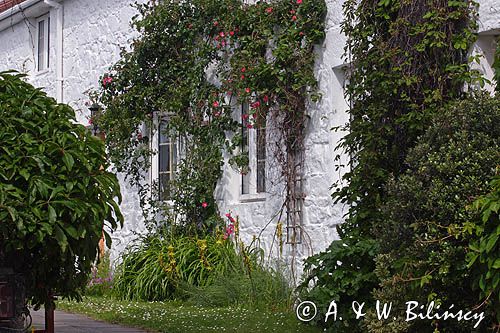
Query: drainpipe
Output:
[[44, 0, 63, 103]]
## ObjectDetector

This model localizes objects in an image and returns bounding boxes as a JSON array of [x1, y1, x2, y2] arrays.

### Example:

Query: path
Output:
[[30, 309, 149, 333]]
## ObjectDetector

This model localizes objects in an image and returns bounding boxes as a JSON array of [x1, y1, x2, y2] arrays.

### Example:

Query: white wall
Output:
[[0, 0, 147, 265], [0, 0, 498, 281]]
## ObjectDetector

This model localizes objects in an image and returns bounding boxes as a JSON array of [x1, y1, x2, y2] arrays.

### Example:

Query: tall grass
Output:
[[112, 232, 293, 310]]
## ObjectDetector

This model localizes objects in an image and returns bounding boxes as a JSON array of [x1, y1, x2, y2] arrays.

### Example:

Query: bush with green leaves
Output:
[[299, 0, 478, 330], [466, 174, 500, 326], [112, 228, 293, 310], [0, 72, 123, 308], [367, 94, 500, 332]]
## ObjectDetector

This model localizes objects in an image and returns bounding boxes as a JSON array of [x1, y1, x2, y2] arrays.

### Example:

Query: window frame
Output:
[[150, 116, 179, 203], [239, 103, 267, 203], [35, 13, 50, 73]]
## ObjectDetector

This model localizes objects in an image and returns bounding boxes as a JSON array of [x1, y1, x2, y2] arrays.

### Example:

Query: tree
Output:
[[0, 72, 123, 309]]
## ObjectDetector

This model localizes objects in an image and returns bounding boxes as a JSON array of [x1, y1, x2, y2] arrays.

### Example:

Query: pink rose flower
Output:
[[245, 88, 251, 93], [251, 101, 260, 108], [202, 202, 208, 208], [297, 0, 302, 4], [265, 7, 273, 13], [213, 101, 219, 107]]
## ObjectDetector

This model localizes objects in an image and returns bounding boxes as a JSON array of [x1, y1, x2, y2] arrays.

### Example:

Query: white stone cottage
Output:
[[0, 0, 498, 281]]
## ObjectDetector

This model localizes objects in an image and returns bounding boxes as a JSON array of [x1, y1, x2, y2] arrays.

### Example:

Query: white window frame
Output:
[[150, 116, 179, 203], [239, 103, 267, 203], [35, 14, 50, 72]]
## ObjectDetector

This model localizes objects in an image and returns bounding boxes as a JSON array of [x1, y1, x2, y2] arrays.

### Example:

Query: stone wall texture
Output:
[[0, 0, 498, 281]]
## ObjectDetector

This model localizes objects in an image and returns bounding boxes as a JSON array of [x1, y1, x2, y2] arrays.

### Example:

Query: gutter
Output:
[[0, 0, 42, 32], [44, 0, 64, 103]]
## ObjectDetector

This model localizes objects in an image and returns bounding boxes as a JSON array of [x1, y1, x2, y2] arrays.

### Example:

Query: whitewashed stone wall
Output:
[[0, 0, 498, 281], [0, 0, 147, 265]]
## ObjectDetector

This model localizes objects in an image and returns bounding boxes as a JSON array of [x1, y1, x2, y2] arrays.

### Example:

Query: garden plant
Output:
[[0, 72, 123, 313]]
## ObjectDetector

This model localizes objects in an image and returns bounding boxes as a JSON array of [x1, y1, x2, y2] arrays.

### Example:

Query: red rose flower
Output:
[[251, 101, 260, 108], [245, 87, 251, 93], [292, 15, 297, 21], [202, 202, 208, 208], [265, 7, 273, 13]]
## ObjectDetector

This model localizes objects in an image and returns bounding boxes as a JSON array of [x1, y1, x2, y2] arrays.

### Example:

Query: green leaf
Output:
[[486, 234, 498, 253], [48, 205, 57, 223], [54, 225, 68, 252], [62, 152, 75, 171]]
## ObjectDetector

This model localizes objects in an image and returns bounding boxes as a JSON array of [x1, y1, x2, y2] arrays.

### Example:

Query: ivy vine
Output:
[[300, 0, 483, 331]]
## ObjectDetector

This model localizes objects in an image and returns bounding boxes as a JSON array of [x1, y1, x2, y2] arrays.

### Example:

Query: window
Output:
[[36, 15, 50, 72], [240, 103, 267, 200], [151, 118, 178, 201]]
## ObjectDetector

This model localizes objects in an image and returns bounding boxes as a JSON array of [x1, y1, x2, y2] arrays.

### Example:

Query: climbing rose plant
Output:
[[92, 0, 326, 232]]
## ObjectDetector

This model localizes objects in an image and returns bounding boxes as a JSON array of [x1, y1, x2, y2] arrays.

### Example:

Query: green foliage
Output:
[[370, 94, 500, 332], [185, 261, 292, 310], [0, 72, 123, 308], [494, 41, 500, 92], [86, 252, 113, 297], [466, 174, 500, 324], [301, 0, 480, 331], [112, 227, 293, 311], [91, 0, 326, 232], [113, 233, 241, 301]]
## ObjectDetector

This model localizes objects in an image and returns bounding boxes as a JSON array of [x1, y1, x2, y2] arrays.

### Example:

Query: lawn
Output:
[[56, 296, 322, 333]]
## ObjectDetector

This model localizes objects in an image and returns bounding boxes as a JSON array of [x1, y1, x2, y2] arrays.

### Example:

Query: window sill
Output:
[[239, 193, 267, 203], [34, 69, 50, 76]]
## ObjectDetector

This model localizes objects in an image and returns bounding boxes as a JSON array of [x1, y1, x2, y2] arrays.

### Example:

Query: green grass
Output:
[[57, 296, 321, 333]]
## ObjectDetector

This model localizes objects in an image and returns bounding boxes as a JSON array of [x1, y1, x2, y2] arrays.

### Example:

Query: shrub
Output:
[[466, 174, 500, 326], [369, 94, 500, 332], [113, 215, 293, 310], [113, 233, 243, 301], [0, 72, 123, 308]]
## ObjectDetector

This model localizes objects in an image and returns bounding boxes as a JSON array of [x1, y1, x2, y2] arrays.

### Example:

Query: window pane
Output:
[[256, 126, 266, 193], [257, 161, 266, 193], [241, 104, 250, 194], [38, 20, 45, 71], [242, 171, 250, 194], [47, 18, 50, 68], [159, 173, 170, 201], [256, 128, 266, 160], [159, 122, 170, 144], [159, 144, 170, 172]]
